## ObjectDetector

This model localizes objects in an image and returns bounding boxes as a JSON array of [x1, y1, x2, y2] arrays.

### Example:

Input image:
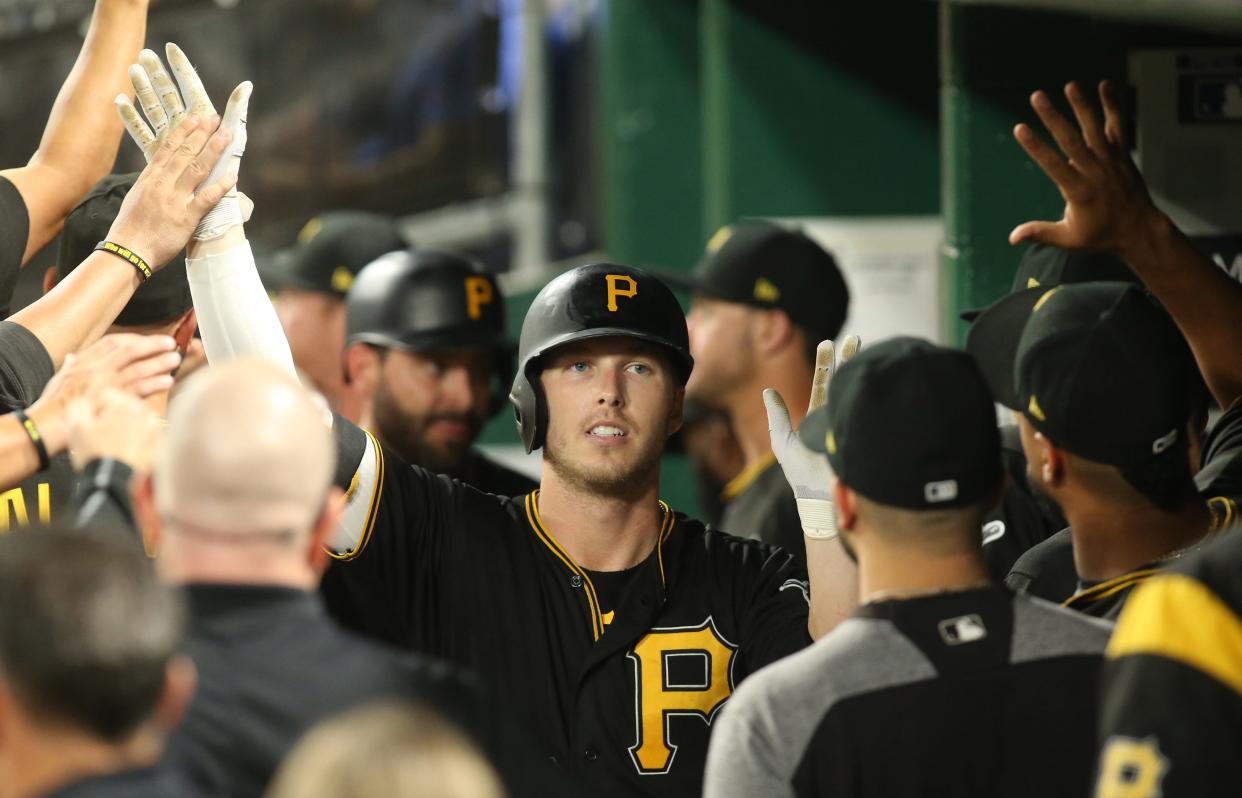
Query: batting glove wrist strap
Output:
[[796, 498, 838, 540]]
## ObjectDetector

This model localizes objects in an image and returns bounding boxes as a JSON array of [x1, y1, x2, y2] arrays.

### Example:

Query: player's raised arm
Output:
[[1011, 80, 1242, 409], [0, 0, 149, 269], [764, 337, 861, 639], [7, 115, 236, 369]]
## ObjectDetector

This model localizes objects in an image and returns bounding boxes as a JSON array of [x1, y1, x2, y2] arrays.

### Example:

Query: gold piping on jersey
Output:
[[1062, 567, 1161, 609], [327, 429, 385, 562], [719, 452, 777, 502], [525, 492, 675, 640], [1208, 495, 1238, 533], [656, 500, 674, 588], [526, 491, 605, 640], [1107, 572, 1242, 697]]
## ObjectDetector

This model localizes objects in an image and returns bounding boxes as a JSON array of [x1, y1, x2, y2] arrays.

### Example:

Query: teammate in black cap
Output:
[[262, 211, 406, 415], [968, 281, 1235, 619], [964, 243, 1146, 584], [339, 249, 533, 496], [670, 220, 849, 561], [703, 337, 1110, 798], [317, 263, 816, 796]]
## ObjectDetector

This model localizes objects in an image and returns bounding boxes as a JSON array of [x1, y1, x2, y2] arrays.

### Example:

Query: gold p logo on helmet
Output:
[[465, 276, 494, 320], [605, 274, 638, 312]]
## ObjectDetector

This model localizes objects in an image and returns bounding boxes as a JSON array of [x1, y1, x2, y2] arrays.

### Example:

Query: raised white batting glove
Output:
[[764, 336, 861, 540], [116, 43, 252, 241]]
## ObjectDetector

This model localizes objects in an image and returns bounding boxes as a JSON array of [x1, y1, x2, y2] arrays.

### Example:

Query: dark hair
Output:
[[0, 526, 185, 742]]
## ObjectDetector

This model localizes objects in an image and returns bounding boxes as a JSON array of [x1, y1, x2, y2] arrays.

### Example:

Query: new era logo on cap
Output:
[[924, 480, 959, 504]]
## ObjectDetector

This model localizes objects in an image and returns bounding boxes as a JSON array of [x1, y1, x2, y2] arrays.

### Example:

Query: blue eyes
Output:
[[566, 362, 653, 375]]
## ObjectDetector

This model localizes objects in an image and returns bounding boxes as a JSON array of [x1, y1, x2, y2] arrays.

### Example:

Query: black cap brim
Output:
[[959, 307, 984, 322], [653, 269, 707, 295], [964, 287, 1048, 411]]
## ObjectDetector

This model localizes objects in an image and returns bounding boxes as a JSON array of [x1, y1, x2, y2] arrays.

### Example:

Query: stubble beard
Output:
[[544, 426, 667, 502]]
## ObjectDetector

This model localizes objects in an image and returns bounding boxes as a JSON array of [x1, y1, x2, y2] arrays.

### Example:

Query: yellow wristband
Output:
[[94, 240, 153, 282]]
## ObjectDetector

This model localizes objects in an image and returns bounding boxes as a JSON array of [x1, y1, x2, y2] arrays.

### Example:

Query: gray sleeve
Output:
[[703, 676, 797, 798]]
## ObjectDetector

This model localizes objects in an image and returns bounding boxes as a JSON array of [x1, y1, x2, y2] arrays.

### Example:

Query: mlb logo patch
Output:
[[938, 614, 987, 646]]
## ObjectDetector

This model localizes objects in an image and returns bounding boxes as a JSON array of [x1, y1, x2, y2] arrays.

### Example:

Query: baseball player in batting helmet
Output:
[[341, 248, 533, 496]]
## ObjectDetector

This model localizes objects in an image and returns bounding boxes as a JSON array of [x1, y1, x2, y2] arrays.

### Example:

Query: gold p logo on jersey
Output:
[[465, 276, 494, 320], [606, 274, 638, 312], [626, 618, 737, 775]]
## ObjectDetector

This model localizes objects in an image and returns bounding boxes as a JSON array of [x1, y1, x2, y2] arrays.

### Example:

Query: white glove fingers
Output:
[[128, 64, 167, 138], [141, 48, 186, 129], [840, 334, 862, 363], [237, 191, 254, 222], [763, 388, 795, 456], [808, 339, 835, 414], [166, 42, 216, 118], [115, 95, 157, 158], [200, 81, 251, 195]]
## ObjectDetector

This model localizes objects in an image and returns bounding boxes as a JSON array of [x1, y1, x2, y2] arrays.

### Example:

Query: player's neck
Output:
[[1, 721, 157, 798], [1066, 498, 1210, 581], [728, 366, 813, 468], [536, 473, 664, 572], [856, 537, 991, 603]]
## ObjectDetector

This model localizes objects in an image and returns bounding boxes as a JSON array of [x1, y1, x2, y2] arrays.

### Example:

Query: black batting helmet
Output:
[[346, 249, 514, 413], [509, 263, 694, 453]]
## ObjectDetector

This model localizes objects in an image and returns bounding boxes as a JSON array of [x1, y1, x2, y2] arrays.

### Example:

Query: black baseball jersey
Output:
[[1095, 529, 1242, 798], [37, 766, 203, 798], [0, 321, 73, 529], [0, 175, 28, 319], [325, 422, 813, 797], [321, 448, 535, 641], [718, 455, 805, 566], [703, 586, 1110, 798]]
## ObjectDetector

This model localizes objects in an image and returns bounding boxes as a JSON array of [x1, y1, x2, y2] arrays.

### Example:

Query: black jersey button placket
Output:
[[569, 574, 582, 588], [583, 746, 599, 763]]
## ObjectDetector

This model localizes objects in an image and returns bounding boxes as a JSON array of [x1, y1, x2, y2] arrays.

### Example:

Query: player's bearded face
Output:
[[540, 339, 683, 498], [371, 348, 491, 473]]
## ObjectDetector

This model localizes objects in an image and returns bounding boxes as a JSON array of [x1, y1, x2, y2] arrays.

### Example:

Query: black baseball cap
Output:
[[55, 173, 191, 327], [959, 244, 1139, 321], [261, 211, 406, 299], [965, 282, 1191, 471], [663, 220, 849, 342], [798, 337, 1002, 510]]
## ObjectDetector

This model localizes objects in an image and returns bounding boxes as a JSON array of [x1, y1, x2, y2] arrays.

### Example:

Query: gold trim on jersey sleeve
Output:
[[1108, 572, 1242, 698], [656, 501, 674, 588], [327, 429, 385, 562]]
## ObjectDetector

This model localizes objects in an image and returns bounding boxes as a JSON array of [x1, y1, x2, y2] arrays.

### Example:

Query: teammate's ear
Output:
[[41, 267, 56, 296], [172, 308, 198, 352], [153, 655, 196, 733], [754, 308, 795, 355], [1035, 432, 1066, 486], [342, 343, 378, 392], [832, 478, 858, 531]]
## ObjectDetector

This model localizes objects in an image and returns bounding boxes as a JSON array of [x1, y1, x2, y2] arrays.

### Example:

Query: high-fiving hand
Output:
[[764, 336, 861, 540], [116, 43, 252, 241], [1009, 80, 1162, 260]]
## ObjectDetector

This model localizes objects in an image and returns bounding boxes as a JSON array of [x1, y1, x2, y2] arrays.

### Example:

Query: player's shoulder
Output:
[[1009, 591, 1111, 661], [727, 614, 928, 725], [1160, 528, 1242, 612], [674, 511, 802, 574]]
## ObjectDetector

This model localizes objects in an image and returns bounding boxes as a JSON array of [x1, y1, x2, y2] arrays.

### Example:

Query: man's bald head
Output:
[[155, 359, 334, 535]]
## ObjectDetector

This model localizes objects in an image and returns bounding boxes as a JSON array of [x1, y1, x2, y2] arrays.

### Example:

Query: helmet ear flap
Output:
[[509, 366, 545, 454]]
